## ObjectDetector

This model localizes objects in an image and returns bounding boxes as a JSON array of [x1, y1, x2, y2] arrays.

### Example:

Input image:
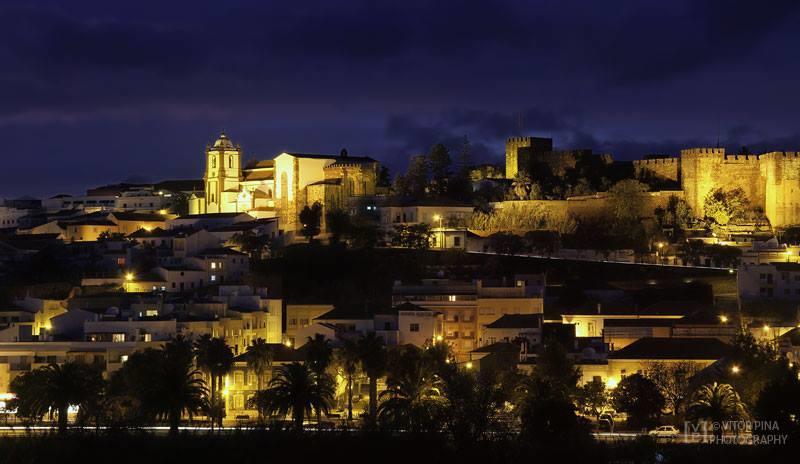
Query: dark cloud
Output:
[[1, 0, 800, 196]]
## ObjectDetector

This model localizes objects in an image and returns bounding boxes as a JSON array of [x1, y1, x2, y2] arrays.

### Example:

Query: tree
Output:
[[442, 368, 508, 444], [754, 361, 800, 440], [194, 335, 234, 427], [703, 187, 750, 231], [336, 339, 361, 421], [654, 195, 695, 237], [577, 378, 608, 419], [325, 208, 352, 245], [250, 362, 334, 432], [608, 179, 650, 225], [358, 332, 388, 426], [428, 143, 452, 196], [704, 244, 742, 268], [377, 166, 391, 187], [230, 230, 271, 259], [391, 223, 432, 250], [115, 337, 207, 434], [688, 383, 747, 439], [644, 361, 702, 417], [299, 202, 323, 242], [395, 155, 429, 199], [511, 172, 533, 200], [245, 338, 273, 392], [378, 346, 445, 432], [611, 373, 665, 429], [9, 361, 105, 433], [306, 334, 334, 424], [488, 232, 525, 255]]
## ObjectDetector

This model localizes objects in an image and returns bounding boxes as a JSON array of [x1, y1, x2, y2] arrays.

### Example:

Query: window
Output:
[[112, 333, 126, 343], [384, 322, 392, 330], [229, 156, 233, 169], [410, 323, 420, 332], [448, 295, 456, 302], [211, 262, 217, 270], [234, 371, 244, 386], [211, 275, 217, 282], [454, 236, 461, 247]]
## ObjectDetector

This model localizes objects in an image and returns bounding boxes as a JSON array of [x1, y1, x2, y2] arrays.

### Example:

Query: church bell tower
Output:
[[204, 132, 243, 213]]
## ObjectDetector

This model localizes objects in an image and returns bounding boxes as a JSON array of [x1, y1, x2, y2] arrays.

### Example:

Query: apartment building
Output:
[[392, 275, 544, 361]]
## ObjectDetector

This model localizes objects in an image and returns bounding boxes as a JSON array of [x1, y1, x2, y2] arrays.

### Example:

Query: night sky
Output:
[[2, 0, 800, 198]]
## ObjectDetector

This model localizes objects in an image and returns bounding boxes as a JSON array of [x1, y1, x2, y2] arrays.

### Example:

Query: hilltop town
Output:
[[0, 132, 799, 451]]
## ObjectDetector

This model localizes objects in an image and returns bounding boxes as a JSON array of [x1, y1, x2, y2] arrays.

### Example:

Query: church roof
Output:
[[212, 133, 237, 150], [243, 170, 274, 181], [308, 178, 342, 186], [279, 152, 376, 163]]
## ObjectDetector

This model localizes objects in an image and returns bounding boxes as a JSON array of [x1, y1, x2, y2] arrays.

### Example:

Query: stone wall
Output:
[[763, 152, 800, 227], [633, 157, 680, 182]]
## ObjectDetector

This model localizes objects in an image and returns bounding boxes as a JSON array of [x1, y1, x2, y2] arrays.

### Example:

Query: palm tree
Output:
[[251, 362, 334, 431], [306, 334, 333, 425], [358, 332, 387, 425], [245, 338, 274, 392], [336, 339, 361, 421], [245, 338, 274, 421], [118, 336, 207, 434], [378, 347, 445, 432], [688, 382, 747, 439], [9, 361, 105, 434], [194, 334, 234, 427]]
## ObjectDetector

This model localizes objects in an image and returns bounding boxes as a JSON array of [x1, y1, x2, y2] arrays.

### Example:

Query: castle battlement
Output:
[[680, 147, 725, 157], [761, 151, 800, 159], [722, 154, 760, 162], [633, 158, 679, 166]]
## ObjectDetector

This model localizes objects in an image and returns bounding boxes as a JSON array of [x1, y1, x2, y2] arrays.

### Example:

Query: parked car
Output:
[[648, 425, 680, 438]]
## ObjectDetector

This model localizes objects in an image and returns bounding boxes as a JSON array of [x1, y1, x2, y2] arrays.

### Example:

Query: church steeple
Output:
[[204, 132, 243, 213]]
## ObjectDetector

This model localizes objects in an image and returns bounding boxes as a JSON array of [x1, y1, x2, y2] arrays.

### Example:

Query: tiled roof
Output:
[[176, 212, 247, 219], [197, 247, 247, 256], [607, 337, 732, 360], [280, 152, 376, 163], [603, 318, 679, 327], [128, 227, 199, 238], [470, 341, 520, 353], [111, 212, 168, 222], [485, 314, 542, 329], [316, 304, 376, 320]]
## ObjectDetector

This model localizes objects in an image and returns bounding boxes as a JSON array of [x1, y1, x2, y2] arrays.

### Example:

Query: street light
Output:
[[125, 272, 134, 281], [465, 361, 473, 370], [719, 315, 729, 324], [731, 365, 740, 374]]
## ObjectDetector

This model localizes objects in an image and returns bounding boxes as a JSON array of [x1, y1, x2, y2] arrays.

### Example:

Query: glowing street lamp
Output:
[[719, 315, 729, 324], [465, 361, 473, 370], [731, 365, 741, 375], [125, 272, 134, 281]]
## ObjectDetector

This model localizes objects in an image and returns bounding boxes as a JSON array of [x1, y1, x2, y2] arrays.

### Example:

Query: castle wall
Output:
[[763, 152, 800, 227], [679, 148, 764, 217], [633, 157, 680, 182]]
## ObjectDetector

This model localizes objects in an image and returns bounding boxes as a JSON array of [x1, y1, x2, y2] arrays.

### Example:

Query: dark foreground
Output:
[[0, 432, 796, 464]]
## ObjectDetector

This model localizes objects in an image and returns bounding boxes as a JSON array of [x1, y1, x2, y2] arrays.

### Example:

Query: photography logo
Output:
[[684, 421, 787, 445]]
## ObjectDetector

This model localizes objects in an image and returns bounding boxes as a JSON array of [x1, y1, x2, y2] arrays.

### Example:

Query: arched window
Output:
[[229, 156, 233, 169], [211, 156, 216, 169]]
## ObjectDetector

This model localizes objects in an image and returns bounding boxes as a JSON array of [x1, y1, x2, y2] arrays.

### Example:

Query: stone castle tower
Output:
[[505, 136, 553, 179], [204, 133, 243, 214]]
